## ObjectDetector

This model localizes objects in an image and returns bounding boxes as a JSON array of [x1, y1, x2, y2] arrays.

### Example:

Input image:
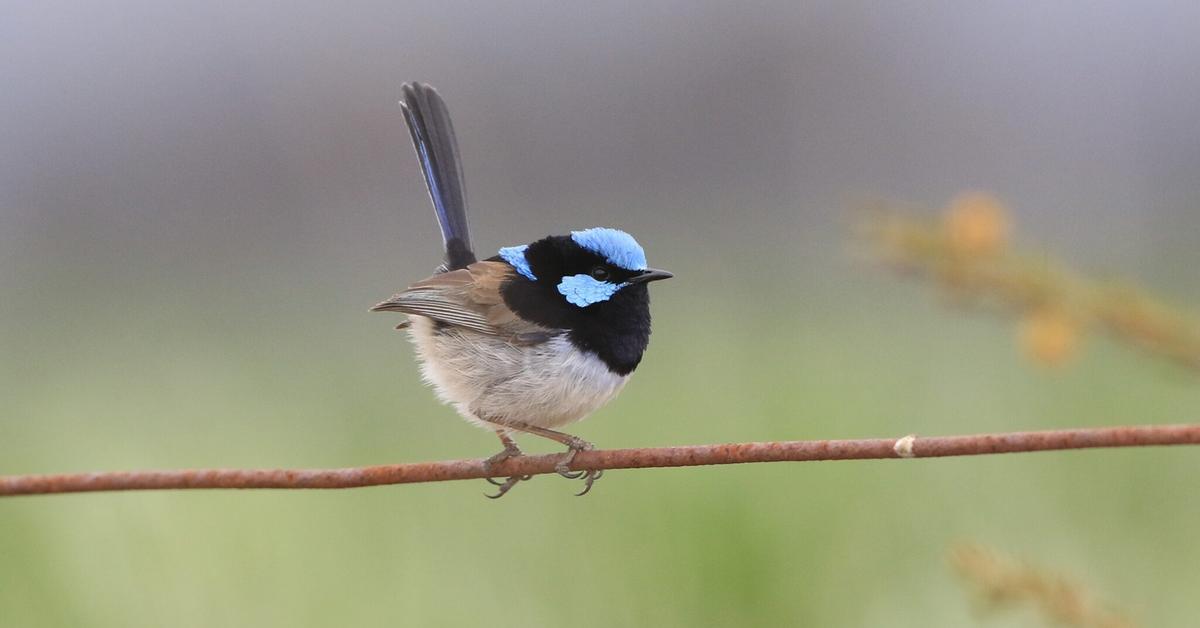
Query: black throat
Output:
[[500, 278, 652, 376]]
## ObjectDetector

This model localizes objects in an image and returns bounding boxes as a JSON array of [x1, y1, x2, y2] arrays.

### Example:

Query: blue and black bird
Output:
[[373, 83, 672, 497]]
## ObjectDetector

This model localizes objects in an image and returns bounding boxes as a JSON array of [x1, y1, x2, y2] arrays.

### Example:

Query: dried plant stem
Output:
[[2, 424, 1197, 497], [857, 196, 1200, 370]]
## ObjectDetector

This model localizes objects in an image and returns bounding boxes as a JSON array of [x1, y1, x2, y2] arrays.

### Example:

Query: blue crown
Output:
[[570, 228, 647, 271]]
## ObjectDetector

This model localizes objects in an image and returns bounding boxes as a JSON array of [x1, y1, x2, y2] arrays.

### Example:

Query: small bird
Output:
[[373, 83, 672, 497]]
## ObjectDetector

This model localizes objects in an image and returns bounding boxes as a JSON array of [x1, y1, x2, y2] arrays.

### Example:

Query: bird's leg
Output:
[[480, 428, 530, 499], [483, 431, 523, 474], [502, 421, 603, 496]]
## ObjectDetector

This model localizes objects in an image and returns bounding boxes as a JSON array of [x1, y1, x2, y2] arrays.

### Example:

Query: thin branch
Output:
[[2, 424, 1197, 497]]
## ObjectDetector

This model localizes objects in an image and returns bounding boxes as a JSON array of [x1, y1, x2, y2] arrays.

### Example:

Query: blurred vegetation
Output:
[[860, 193, 1200, 371], [950, 543, 1135, 628]]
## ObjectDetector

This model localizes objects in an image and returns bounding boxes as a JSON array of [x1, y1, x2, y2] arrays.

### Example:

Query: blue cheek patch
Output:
[[498, 245, 536, 280], [557, 274, 626, 307]]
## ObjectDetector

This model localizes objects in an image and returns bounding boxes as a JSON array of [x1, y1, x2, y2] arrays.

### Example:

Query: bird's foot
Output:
[[554, 437, 603, 496], [484, 474, 532, 499], [482, 440, 527, 499], [483, 440, 524, 476]]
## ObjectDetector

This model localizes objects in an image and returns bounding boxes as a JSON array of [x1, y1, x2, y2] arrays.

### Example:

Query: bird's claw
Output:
[[481, 431, 603, 497], [480, 439, 523, 480], [556, 466, 585, 480], [554, 438, 602, 495], [484, 475, 530, 499], [573, 469, 603, 496], [482, 439, 528, 498]]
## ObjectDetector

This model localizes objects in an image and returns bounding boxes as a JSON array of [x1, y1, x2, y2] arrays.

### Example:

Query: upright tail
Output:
[[399, 83, 476, 271]]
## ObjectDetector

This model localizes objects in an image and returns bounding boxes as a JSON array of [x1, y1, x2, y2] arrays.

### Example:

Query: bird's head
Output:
[[499, 227, 672, 309]]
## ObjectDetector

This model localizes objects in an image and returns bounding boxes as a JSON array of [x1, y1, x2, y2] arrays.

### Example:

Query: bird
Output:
[[372, 83, 672, 498]]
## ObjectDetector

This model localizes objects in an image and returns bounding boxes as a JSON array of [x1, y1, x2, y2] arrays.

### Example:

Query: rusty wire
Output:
[[1, 424, 1197, 497]]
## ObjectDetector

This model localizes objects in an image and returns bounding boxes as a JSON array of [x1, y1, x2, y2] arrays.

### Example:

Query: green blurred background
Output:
[[2, 2, 1199, 626]]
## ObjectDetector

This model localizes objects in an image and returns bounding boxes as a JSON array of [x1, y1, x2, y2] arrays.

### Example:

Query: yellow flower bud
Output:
[[1019, 307, 1081, 367], [944, 192, 1010, 257]]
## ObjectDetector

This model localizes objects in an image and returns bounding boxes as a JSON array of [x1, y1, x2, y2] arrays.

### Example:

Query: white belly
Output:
[[406, 317, 629, 430]]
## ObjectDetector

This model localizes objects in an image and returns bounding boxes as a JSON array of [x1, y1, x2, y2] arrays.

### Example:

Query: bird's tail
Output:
[[400, 83, 476, 271]]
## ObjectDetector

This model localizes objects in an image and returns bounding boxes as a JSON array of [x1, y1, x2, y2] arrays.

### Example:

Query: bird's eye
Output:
[[590, 265, 610, 281]]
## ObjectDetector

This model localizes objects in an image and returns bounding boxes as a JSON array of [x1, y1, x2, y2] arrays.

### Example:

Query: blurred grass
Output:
[[2, 255, 1199, 627]]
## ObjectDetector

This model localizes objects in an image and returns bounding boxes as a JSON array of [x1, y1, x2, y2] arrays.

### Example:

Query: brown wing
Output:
[[371, 261, 554, 343]]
